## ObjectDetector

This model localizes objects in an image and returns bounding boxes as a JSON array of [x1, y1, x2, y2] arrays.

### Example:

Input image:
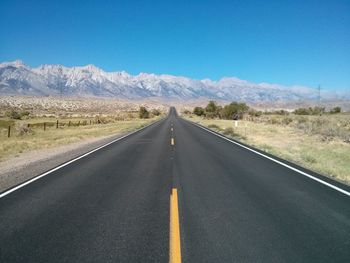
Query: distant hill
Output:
[[1, 60, 349, 104]]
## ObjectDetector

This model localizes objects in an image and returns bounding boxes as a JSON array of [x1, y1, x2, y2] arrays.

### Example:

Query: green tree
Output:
[[330, 106, 341, 114], [205, 101, 220, 118], [193, 107, 205, 116], [220, 102, 249, 120]]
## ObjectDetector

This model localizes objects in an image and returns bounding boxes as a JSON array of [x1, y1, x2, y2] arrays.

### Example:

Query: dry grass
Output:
[[0, 117, 160, 162], [185, 115, 350, 185], [0, 96, 167, 163]]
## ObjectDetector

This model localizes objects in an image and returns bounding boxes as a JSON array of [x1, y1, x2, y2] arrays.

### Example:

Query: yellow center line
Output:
[[170, 188, 182, 263], [171, 138, 175, 145]]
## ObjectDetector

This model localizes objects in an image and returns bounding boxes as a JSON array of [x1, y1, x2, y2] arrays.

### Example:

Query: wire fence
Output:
[[2, 119, 107, 138]]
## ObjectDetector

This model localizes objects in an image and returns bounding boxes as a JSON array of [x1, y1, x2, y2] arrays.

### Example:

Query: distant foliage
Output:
[[248, 109, 263, 117], [294, 106, 342, 115], [330, 107, 341, 114], [151, 109, 161, 116], [192, 101, 249, 119], [6, 109, 30, 120], [193, 107, 205, 116], [264, 110, 290, 115], [294, 107, 325, 115], [205, 101, 221, 118], [182, 109, 191, 115], [220, 102, 249, 120], [139, 107, 150, 119]]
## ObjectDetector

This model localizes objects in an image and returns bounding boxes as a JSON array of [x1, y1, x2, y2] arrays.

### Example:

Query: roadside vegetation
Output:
[[184, 101, 350, 185], [0, 106, 164, 162]]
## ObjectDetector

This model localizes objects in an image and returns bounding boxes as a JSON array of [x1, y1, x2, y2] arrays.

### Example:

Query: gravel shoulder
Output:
[[0, 131, 130, 193]]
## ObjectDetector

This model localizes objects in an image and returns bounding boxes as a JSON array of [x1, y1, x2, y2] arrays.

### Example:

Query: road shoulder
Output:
[[0, 132, 130, 193]]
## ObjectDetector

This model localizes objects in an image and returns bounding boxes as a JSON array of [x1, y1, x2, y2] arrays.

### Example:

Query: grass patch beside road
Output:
[[0, 117, 160, 162], [184, 115, 350, 185]]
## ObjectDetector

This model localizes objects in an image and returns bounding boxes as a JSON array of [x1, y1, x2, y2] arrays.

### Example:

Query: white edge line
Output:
[[0, 118, 164, 199], [189, 121, 350, 197]]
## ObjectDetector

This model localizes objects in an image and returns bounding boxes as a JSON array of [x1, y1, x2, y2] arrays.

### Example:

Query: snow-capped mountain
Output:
[[0, 60, 340, 102]]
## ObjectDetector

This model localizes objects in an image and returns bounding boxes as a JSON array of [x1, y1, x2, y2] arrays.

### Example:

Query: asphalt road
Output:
[[1, 107, 349, 262]]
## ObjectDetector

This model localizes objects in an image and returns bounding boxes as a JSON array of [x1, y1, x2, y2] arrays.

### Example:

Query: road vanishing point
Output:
[[1, 107, 349, 262]]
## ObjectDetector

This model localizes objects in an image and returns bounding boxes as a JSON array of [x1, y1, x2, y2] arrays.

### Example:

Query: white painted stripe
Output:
[[190, 121, 350, 197], [0, 119, 163, 199]]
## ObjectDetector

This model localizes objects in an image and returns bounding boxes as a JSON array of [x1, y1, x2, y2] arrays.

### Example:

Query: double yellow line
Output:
[[170, 188, 181, 263]]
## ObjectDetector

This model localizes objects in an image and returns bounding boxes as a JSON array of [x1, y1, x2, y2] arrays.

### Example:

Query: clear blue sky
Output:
[[1, 0, 349, 91]]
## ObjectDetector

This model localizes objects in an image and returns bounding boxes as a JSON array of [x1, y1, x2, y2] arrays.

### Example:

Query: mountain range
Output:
[[1, 60, 348, 103]]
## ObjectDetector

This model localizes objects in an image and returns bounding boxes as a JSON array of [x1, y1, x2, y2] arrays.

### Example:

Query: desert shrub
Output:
[[205, 112, 218, 119], [20, 111, 30, 117], [222, 127, 245, 139], [301, 154, 317, 164], [208, 124, 220, 130], [182, 109, 191, 115], [294, 108, 310, 115], [95, 116, 109, 124], [313, 117, 326, 127], [269, 118, 279, 124], [114, 116, 125, 121], [297, 116, 308, 124], [248, 109, 262, 117], [320, 126, 337, 139], [294, 107, 325, 115], [16, 123, 33, 136], [222, 127, 235, 136], [126, 112, 137, 119], [282, 117, 293, 125], [330, 107, 341, 114], [311, 107, 326, 115], [151, 109, 161, 116], [139, 107, 150, 119], [265, 110, 290, 115], [5, 109, 31, 120], [193, 107, 205, 116], [6, 109, 22, 120]]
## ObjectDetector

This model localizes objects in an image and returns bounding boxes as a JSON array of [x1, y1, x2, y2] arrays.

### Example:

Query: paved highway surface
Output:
[[1, 108, 349, 262]]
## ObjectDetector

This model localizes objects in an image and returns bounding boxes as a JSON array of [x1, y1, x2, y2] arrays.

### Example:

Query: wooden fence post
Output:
[[68, 121, 71, 127], [44, 122, 46, 131], [90, 120, 91, 125], [78, 121, 80, 126], [8, 126, 11, 138], [56, 120, 59, 129]]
